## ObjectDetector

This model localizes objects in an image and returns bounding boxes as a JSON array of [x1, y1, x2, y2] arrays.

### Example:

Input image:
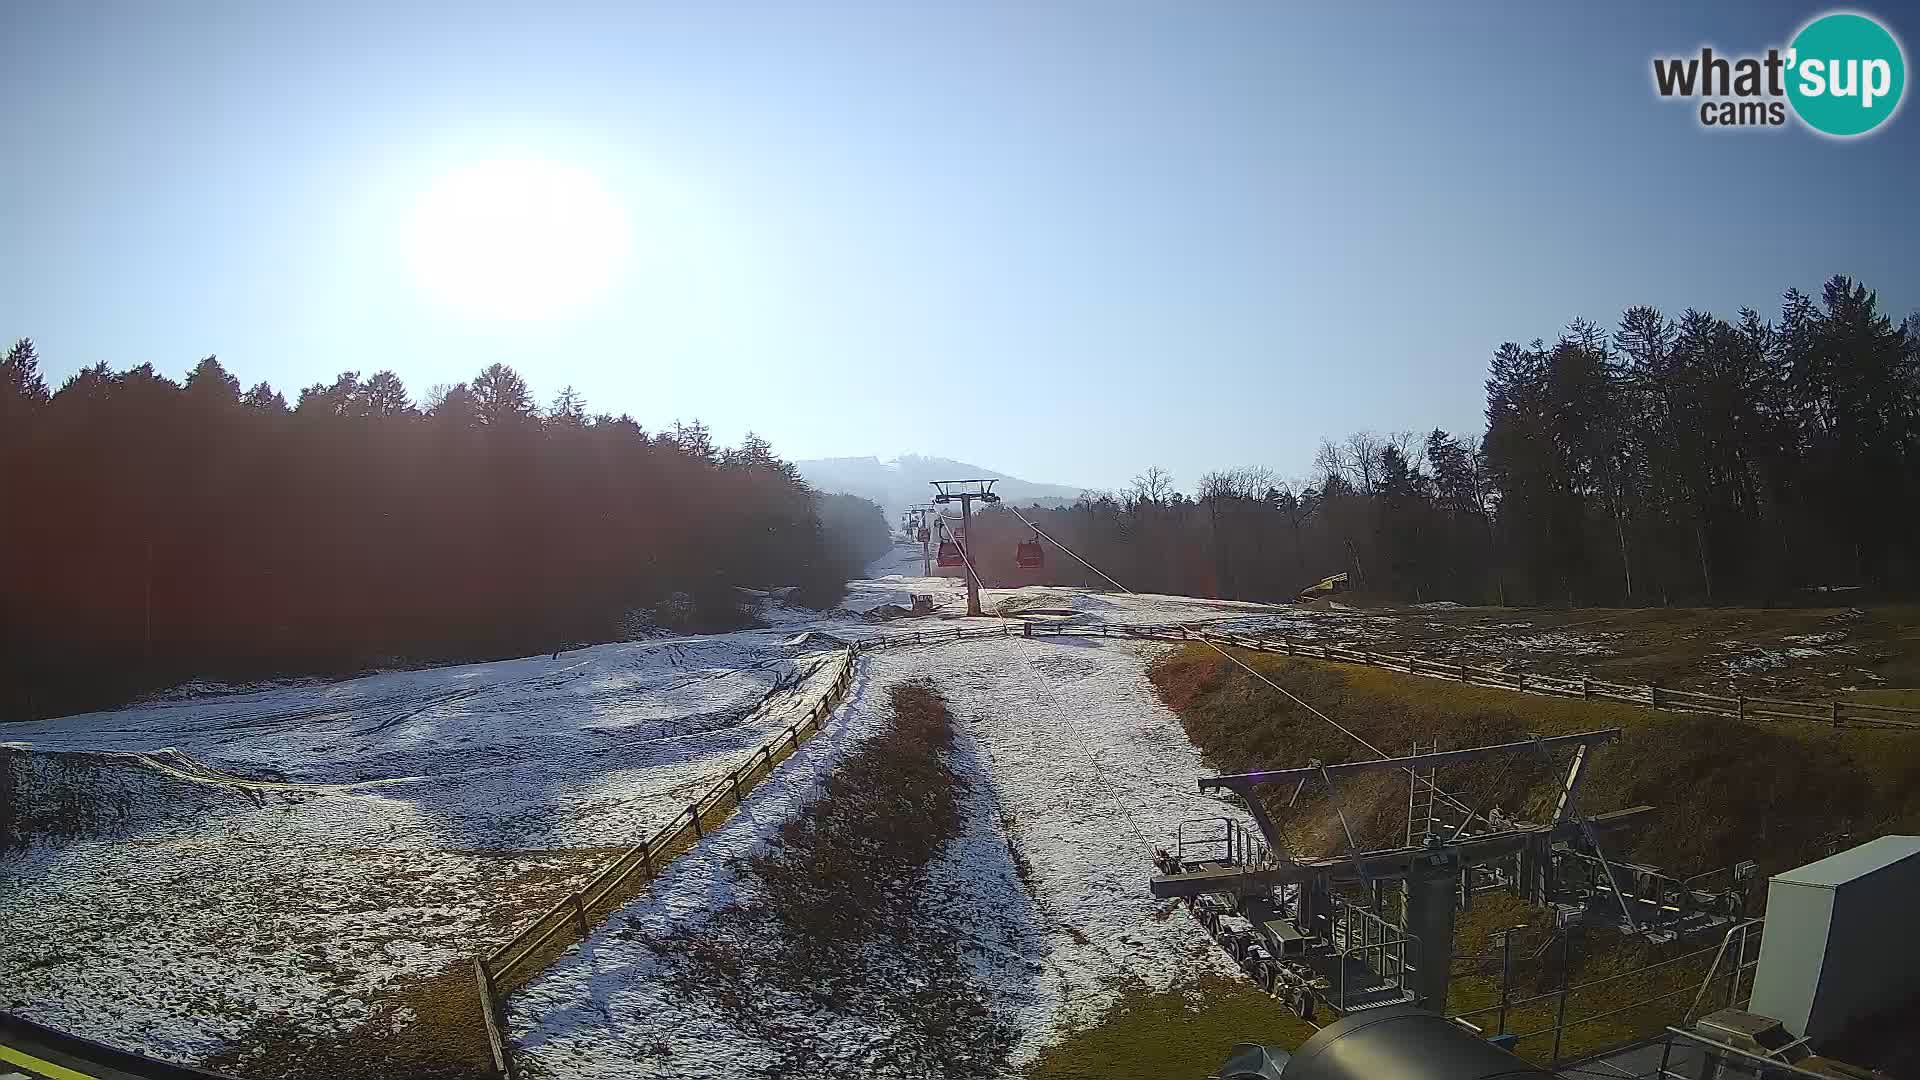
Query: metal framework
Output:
[[929, 480, 999, 616], [902, 504, 940, 576], [1153, 727, 1654, 1014]]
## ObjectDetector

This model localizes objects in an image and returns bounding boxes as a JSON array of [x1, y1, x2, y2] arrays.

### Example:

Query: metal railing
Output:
[[1328, 894, 1416, 1010], [1449, 920, 1763, 1067], [1563, 1025, 1838, 1080]]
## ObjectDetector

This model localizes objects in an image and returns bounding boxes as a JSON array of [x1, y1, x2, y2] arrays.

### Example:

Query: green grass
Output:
[[1020, 628, 1920, 1078], [1445, 892, 1734, 1065], [1148, 644, 1920, 878], [1024, 975, 1316, 1080]]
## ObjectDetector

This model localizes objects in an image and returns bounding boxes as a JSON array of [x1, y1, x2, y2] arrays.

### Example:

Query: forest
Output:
[[962, 275, 1920, 608], [0, 353, 888, 718], [4, 273, 1913, 716]]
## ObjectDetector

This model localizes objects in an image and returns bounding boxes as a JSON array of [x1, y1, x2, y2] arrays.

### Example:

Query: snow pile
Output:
[[1721, 649, 1791, 677], [1781, 631, 1852, 659]]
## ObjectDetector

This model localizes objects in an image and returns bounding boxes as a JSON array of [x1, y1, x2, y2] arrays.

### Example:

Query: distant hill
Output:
[[795, 454, 1087, 516]]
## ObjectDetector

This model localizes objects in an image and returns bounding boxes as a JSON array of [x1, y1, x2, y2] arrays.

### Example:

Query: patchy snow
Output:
[[509, 635, 1250, 1077], [1, 635, 847, 1063], [5, 539, 1801, 1073], [1719, 646, 1792, 678]]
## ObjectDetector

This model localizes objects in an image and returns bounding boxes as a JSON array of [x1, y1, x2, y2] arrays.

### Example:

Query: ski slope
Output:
[[509, 631, 1255, 1079], [0, 634, 847, 1061], [1, 540, 1631, 1072]]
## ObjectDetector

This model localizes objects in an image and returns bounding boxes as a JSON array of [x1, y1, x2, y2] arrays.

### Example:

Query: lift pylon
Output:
[[1152, 727, 1655, 1015], [929, 480, 998, 616], [903, 504, 940, 577]]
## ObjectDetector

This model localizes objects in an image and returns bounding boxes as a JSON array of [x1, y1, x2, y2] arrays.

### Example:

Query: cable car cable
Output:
[[996, 503, 1492, 831]]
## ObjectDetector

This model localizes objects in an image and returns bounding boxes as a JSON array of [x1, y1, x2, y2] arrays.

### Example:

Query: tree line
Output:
[[959, 275, 1919, 607], [0, 350, 888, 718]]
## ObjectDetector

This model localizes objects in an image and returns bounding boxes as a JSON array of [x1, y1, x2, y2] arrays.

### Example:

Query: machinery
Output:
[[1153, 730, 1669, 1016], [1215, 1006, 1553, 1080]]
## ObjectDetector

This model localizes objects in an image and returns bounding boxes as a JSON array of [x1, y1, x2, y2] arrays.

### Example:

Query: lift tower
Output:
[[931, 480, 999, 617], [904, 504, 940, 577]]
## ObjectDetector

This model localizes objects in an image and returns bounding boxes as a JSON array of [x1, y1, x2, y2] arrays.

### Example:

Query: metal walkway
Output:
[[0, 1016, 237, 1080]]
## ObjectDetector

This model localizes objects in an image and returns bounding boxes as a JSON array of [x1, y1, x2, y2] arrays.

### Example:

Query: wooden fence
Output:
[[474, 645, 861, 1078], [1165, 628, 1920, 731], [470, 614, 1918, 1075]]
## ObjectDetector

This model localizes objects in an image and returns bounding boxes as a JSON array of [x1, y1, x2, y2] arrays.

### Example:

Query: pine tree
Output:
[[242, 382, 289, 412], [2, 338, 51, 414], [471, 363, 534, 427], [184, 355, 242, 408]]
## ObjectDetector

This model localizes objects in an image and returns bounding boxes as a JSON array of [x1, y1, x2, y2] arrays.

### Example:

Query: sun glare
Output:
[[406, 159, 631, 321]]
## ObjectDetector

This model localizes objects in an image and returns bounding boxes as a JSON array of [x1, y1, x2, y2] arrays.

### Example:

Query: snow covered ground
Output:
[[0, 540, 1682, 1073], [0, 634, 847, 1062], [509, 633, 1254, 1079]]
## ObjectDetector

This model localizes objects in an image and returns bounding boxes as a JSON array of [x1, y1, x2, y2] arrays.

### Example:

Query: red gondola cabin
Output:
[[1016, 538, 1043, 569], [937, 540, 963, 567]]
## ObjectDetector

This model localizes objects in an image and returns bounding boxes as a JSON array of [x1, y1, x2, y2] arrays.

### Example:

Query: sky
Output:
[[4, 0, 1917, 494]]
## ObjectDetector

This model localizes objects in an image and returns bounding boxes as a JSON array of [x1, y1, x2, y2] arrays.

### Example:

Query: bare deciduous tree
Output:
[[1130, 465, 1176, 505]]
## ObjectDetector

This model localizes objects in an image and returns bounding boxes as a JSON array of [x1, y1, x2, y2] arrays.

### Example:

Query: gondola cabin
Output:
[[1016, 536, 1043, 569]]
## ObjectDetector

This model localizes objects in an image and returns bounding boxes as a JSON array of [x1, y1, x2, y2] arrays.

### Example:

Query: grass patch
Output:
[[0, 749, 139, 855], [201, 849, 621, 1080], [1445, 891, 1731, 1064], [1149, 645, 1920, 878], [1359, 604, 1920, 697], [204, 961, 498, 1080], [1023, 975, 1315, 1080], [631, 681, 1019, 1078], [1144, 644, 1920, 1062]]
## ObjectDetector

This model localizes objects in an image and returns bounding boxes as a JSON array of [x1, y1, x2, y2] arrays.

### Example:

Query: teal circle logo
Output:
[[1787, 12, 1906, 136]]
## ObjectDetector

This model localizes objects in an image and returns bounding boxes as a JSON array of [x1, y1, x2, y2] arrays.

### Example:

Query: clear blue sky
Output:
[[4, 1, 1915, 493]]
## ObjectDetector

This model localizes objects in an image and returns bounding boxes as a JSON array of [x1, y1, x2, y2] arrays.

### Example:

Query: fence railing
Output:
[[1447, 918, 1764, 1067], [473, 645, 861, 1078], [1159, 627, 1920, 731], [470, 612, 1901, 1076]]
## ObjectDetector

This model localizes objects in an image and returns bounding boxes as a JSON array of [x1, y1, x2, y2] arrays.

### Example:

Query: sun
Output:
[[406, 159, 631, 321]]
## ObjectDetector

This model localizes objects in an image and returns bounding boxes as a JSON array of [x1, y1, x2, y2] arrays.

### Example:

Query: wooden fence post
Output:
[[1737, 695, 1745, 721], [474, 957, 515, 1080], [1515, 673, 1526, 690], [1459, 662, 1469, 682], [1832, 701, 1842, 728], [1581, 676, 1591, 698], [729, 769, 744, 807], [570, 892, 588, 935], [1648, 684, 1660, 709], [638, 838, 654, 876], [690, 804, 704, 839]]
